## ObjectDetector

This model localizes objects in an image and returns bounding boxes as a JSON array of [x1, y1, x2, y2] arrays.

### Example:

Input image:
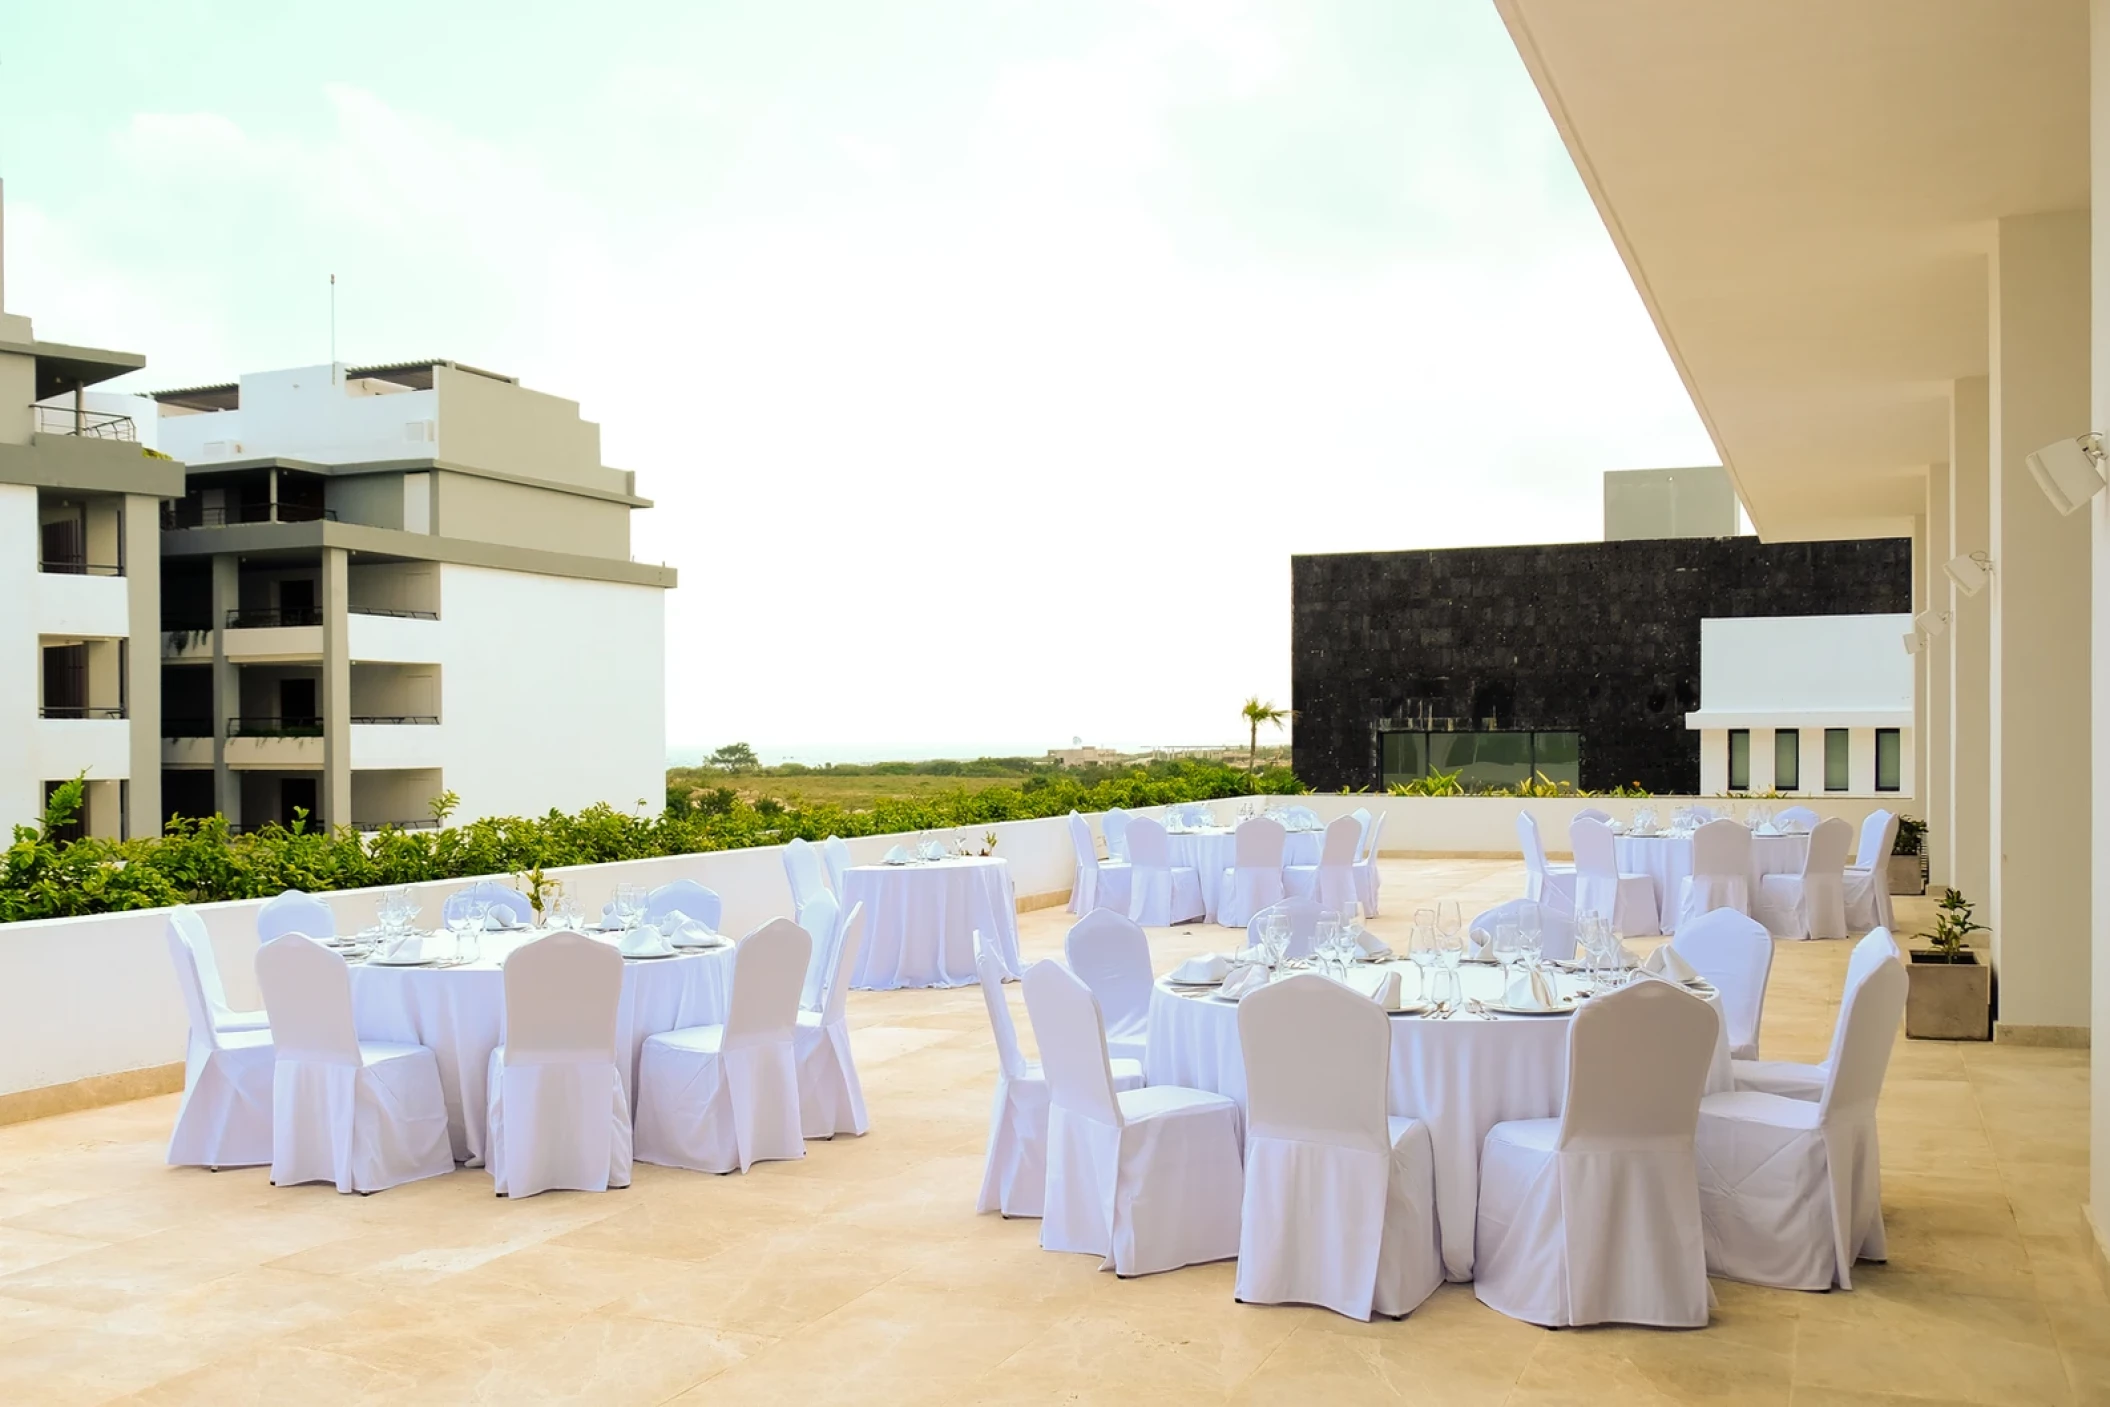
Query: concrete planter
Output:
[[1905, 951, 1990, 1041], [1888, 854, 1927, 896]]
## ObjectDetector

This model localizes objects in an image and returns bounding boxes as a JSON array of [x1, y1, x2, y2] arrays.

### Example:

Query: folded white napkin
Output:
[[486, 902, 521, 929], [1467, 927, 1495, 960], [1344, 966, 1405, 1010], [1170, 953, 1233, 984], [1353, 930, 1393, 960], [1220, 965, 1269, 1000], [619, 924, 673, 958], [1642, 945, 1702, 984], [883, 844, 912, 864], [1502, 965, 1562, 1010], [658, 910, 720, 947], [379, 932, 424, 963]]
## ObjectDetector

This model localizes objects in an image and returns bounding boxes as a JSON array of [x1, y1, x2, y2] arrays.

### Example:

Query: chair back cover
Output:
[[1574, 807, 1614, 825], [1102, 807, 1132, 861], [783, 837, 829, 910], [1775, 806, 1820, 828], [821, 835, 852, 894], [254, 934, 361, 1065], [796, 889, 841, 1010], [1468, 897, 1576, 961], [1233, 816, 1287, 868], [1820, 953, 1908, 1117], [1802, 817, 1854, 878], [165, 922, 224, 1051], [1247, 897, 1322, 959], [974, 932, 1029, 1080], [1517, 811, 1552, 880], [258, 889, 336, 943], [1670, 908, 1773, 1054], [1317, 814, 1360, 868], [1689, 818, 1752, 877], [644, 880, 722, 931], [1237, 974, 1389, 1156], [1285, 805, 1319, 828], [821, 902, 866, 1024], [1557, 978, 1719, 1149], [443, 881, 532, 924], [1064, 909, 1154, 1040], [1569, 816, 1620, 879], [1846, 927, 1903, 992], [1021, 960, 1122, 1127], [170, 907, 239, 1017], [1362, 810, 1387, 858], [502, 931, 623, 1065], [1067, 811, 1101, 874], [1124, 815, 1173, 868], [725, 919, 811, 1049], [1853, 810, 1895, 869]]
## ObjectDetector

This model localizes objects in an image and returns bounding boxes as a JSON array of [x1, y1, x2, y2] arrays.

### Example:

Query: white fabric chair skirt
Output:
[[167, 1029, 275, 1169], [1757, 870, 1849, 941], [1070, 860, 1133, 917], [1213, 865, 1284, 930], [1843, 866, 1894, 933], [483, 1050, 632, 1197], [271, 1043, 457, 1194], [977, 1057, 1146, 1218], [1128, 863, 1206, 927], [1616, 833, 1810, 936], [796, 1009, 869, 1139], [1280, 864, 1358, 911], [1164, 830, 1321, 923], [1574, 872, 1660, 938], [1695, 1091, 1885, 1290], [1042, 1087, 1246, 1276], [842, 857, 1021, 990], [634, 1025, 805, 1174]]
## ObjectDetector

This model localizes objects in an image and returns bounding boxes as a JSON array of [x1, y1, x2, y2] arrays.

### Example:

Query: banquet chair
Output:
[[164, 922, 274, 1169], [1695, 948, 1908, 1290], [1247, 897, 1322, 961], [1234, 975, 1443, 1320], [783, 837, 830, 915], [1676, 819, 1752, 929], [253, 934, 454, 1194], [1103, 807, 1133, 862], [1024, 961, 1244, 1276], [974, 939, 1146, 1218], [1843, 810, 1899, 932], [485, 931, 631, 1197], [1067, 811, 1132, 916], [1755, 817, 1852, 940], [1216, 816, 1287, 928], [644, 880, 722, 933], [1775, 806, 1820, 830], [1124, 816, 1205, 926], [169, 907, 269, 1033], [1284, 805, 1320, 829], [1515, 812, 1577, 917], [1283, 814, 1360, 911], [634, 919, 810, 1174], [1670, 908, 1774, 1060], [820, 835, 852, 896], [1473, 978, 1721, 1327], [1468, 898, 1577, 964], [1570, 816, 1658, 937], [798, 901, 870, 1138], [257, 889, 337, 944], [1352, 811, 1388, 916], [796, 890, 842, 1014], [444, 881, 532, 927], [1733, 929, 1902, 1100], [1688, 806, 1719, 823], [1065, 909, 1156, 1064], [1574, 807, 1614, 826]]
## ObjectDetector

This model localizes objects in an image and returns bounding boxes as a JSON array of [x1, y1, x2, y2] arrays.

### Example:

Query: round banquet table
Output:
[[1166, 827, 1325, 923], [1614, 830, 1811, 934], [1143, 964, 1733, 1281], [842, 855, 1020, 991], [349, 928, 733, 1165]]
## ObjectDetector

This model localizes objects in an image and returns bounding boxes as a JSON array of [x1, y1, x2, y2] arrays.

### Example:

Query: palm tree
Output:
[[1240, 697, 1291, 777]]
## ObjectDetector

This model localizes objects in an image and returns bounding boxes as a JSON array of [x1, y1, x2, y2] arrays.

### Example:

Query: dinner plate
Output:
[[1484, 1000, 1578, 1016], [622, 950, 681, 961], [1384, 1001, 1433, 1016], [672, 938, 728, 951], [1166, 978, 1224, 990], [366, 954, 439, 967]]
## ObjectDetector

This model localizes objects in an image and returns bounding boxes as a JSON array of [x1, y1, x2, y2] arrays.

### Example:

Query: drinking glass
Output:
[[1409, 921, 1437, 1000], [1435, 899, 1461, 947], [448, 898, 488, 964], [1313, 912, 1341, 976], [1517, 904, 1542, 969], [614, 884, 645, 931], [1494, 920, 1521, 988], [1262, 911, 1291, 968]]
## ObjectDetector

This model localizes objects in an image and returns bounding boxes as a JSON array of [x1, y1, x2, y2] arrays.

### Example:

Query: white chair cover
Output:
[[1697, 950, 1908, 1290], [1065, 910, 1155, 1064], [1775, 806, 1820, 829], [1671, 908, 1774, 1060], [1756, 817, 1852, 940], [169, 907, 269, 1032], [1352, 811, 1388, 916], [253, 935, 454, 1194], [1574, 807, 1614, 825], [257, 889, 337, 943], [1247, 897, 1323, 961], [1473, 978, 1721, 1327], [164, 923, 273, 1168], [644, 880, 722, 932], [796, 889, 842, 1014], [1234, 975, 1443, 1320], [1467, 898, 1577, 964], [1024, 961, 1244, 1276], [1733, 929, 1900, 1099], [1067, 810, 1132, 916], [1103, 807, 1132, 862], [974, 942, 1145, 1218], [443, 881, 532, 926], [1570, 817, 1659, 937], [1284, 805, 1320, 829], [798, 902, 870, 1138], [1516, 812, 1577, 916], [784, 837, 830, 914], [1843, 810, 1899, 931], [1215, 816, 1287, 928], [634, 918, 810, 1174], [1283, 814, 1361, 911], [1123, 816, 1205, 926], [820, 835, 852, 895], [484, 931, 631, 1197], [1676, 819, 1752, 928]]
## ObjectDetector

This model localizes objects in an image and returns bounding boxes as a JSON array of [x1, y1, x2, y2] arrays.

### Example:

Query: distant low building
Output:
[[1046, 746, 1120, 768]]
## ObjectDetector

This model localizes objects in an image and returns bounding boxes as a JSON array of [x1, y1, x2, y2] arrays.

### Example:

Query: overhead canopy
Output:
[[1495, 0, 2089, 540], [0, 338, 149, 401]]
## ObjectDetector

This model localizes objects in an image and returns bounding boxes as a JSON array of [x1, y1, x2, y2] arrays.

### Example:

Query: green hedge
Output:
[[0, 761, 1305, 924]]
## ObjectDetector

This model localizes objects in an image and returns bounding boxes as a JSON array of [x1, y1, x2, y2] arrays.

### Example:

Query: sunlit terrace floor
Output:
[[0, 858, 2100, 1405]]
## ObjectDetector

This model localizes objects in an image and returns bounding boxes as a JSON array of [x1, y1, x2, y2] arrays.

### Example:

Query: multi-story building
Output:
[[149, 359, 677, 831], [0, 185, 181, 840]]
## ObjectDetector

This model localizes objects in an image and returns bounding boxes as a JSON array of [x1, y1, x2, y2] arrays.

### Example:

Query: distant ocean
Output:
[[665, 741, 1243, 768]]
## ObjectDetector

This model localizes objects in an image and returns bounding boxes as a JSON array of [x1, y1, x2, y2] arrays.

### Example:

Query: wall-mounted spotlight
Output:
[[1913, 608, 1951, 639], [2026, 432, 2109, 515], [1903, 629, 1923, 657], [1943, 550, 1994, 597]]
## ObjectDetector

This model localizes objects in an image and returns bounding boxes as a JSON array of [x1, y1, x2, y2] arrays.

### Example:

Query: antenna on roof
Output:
[[329, 273, 337, 384]]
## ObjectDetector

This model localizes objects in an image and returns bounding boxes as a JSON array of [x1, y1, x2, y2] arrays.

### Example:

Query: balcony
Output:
[[352, 719, 445, 769], [229, 715, 323, 738], [161, 502, 338, 530], [33, 571, 130, 639], [38, 705, 127, 720], [32, 404, 137, 441], [39, 555, 122, 578], [227, 607, 324, 629]]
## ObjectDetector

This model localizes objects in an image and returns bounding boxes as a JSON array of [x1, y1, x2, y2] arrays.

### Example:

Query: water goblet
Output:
[[1313, 911, 1341, 977], [1435, 899, 1461, 946]]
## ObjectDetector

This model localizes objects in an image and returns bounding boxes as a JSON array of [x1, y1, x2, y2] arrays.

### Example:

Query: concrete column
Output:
[[122, 495, 159, 839], [1924, 463, 1952, 885], [321, 546, 351, 828], [209, 554, 237, 823], [1988, 209, 2092, 1040], [1949, 378, 1993, 914]]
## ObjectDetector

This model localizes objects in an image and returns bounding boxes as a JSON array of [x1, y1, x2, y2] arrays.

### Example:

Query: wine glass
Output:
[[1313, 911, 1341, 977], [1494, 919, 1521, 989], [1409, 919, 1438, 1001], [613, 884, 645, 932], [1435, 900, 1461, 949], [448, 898, 488, 964], [1262, 910, 1291, 969]]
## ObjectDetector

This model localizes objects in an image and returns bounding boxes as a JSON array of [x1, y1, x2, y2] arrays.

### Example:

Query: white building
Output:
[[151, 360, 675, 830], [1685, 614, 1914, 798]]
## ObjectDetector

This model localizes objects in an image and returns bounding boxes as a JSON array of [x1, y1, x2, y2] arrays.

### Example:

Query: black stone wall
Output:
[[1291, 537, 1914, 793]]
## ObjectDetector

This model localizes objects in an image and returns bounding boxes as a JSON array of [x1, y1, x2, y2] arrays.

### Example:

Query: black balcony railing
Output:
[[228, 715, 323, 738], [39, 557, 124, 577], [350, 714, 439, 725], [226, 607, 325, 629], [348, 605, 440, 620], [162, 716, 213, 738], [33, 405, 138, 441], [162, 503, 338, 530], [40, 705, 127, 720]]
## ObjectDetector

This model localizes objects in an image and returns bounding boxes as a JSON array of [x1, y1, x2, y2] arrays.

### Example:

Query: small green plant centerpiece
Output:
[[981, 831, 999, 857], [517, 863, 557, 926], [1906, 886, 1990, 1041], [1919, 887, 1985, 965]]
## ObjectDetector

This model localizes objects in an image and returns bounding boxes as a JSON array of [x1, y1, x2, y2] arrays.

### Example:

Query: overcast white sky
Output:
[[1, 0, 1714, 761]]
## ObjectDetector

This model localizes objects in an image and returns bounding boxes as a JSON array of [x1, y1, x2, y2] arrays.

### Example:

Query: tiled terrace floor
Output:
[[0, 858, 2100, 1404]]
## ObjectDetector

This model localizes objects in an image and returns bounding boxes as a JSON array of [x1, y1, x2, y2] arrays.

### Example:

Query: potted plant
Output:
[[1889, 816, 1927, 896], [1906, 887, 1990, 1040]]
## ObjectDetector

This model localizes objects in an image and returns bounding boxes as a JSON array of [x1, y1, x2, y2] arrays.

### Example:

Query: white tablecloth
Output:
[[1143, 965, 1732, 1281], [1614, 832, 1810, 934], [1166, 828, 1325, 923], [349, 929, 733, 1165], [842, 856, 1020, 991]]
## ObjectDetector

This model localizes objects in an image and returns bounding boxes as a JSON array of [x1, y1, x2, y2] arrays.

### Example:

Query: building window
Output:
[[1875, 729, 1902, 792], [1727, 730, 1750, 791], [1773, 729, 1800, 791], [1378, 729, 1581, 792], [1824, 729, 1850, 791]]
